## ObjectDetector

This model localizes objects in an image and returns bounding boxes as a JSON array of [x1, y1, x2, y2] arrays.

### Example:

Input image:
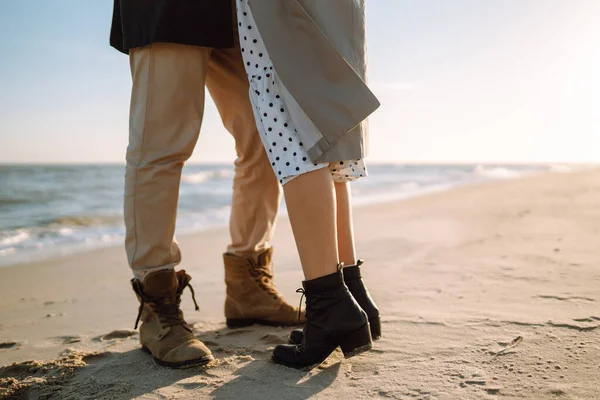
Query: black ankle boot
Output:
[[272, 269, 372, 369], [289, 260, 381, 345]]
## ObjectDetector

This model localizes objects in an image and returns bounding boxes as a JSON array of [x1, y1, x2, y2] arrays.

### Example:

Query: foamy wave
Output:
[[400, 182, 420, 190], [474, 165, 522, 179], [182, 172, 212, 184], [1, 231, 30, 246], [0, 248, 16, 257], [182, 170, 234, 184]]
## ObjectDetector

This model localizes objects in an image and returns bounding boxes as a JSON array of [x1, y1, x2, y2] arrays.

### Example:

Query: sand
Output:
[[1, 169, 599, 399]]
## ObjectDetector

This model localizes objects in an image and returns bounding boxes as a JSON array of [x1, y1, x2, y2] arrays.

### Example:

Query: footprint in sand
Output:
[[51, 336, 83, 344], [536, 294, 595, 302], [221, 329, 253, 336], [98, 330, 138, 341], [0, 341, 20, 349], [259, 333, 288, 344], [573, 316, 600, 322], [81, 351, 115, 364]]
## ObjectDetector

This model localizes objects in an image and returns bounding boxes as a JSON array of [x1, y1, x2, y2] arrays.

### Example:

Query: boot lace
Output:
[[132, 278, 200, 330], [295, 287, 324, 344], [296, 288, 306, 321], [248, 259, 281, 300]]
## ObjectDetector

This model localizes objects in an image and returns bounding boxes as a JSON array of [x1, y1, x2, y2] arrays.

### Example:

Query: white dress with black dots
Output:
[[236, 0, 367, 186]]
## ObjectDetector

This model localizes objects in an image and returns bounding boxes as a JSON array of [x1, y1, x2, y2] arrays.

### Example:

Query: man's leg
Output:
[[206, 55, 280, 258], [126, 43, 209, 276], [205, 45, 304, 327], [125, 43, 213, 368]]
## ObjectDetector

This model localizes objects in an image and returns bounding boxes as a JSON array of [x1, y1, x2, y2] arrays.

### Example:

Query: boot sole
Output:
[[141, 346, 214, 369], [288, 317, 381, 344], [273, 323, 373, 370], [226, 318, 303, 329]]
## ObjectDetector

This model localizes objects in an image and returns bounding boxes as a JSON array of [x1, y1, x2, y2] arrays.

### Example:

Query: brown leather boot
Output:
[[131, 269, 214, 368], [224, 247, 305, 328]]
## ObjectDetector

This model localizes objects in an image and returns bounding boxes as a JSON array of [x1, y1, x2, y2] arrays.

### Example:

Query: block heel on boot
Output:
[[290, 317, 380, 345], [369, 316, 382, 341], [340, 323, 373, 358]]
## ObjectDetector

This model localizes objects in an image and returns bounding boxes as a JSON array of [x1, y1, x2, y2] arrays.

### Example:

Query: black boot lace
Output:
[[296, 288, 306, 321], [295, 288, 324, 345]]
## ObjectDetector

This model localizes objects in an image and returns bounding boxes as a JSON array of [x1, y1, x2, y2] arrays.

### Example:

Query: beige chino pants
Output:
[[125, 42, 281, 276]]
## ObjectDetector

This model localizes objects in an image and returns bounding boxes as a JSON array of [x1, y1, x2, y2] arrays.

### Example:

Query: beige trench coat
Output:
[[248, 0, 380, 163]]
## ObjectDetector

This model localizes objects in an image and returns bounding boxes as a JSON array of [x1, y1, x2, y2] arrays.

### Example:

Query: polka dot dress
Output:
[[236, 0, 367, 185]]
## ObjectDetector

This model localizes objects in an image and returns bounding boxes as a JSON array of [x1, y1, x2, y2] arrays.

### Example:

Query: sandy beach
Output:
[[1, 169, 599, 399]]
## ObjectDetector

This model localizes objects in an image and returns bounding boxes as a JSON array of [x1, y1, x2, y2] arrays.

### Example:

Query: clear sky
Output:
[[1, 1, 599, 164]]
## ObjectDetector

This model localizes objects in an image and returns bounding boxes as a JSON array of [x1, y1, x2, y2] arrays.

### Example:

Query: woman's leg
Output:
[[288, 175, 382, 346], [334, 181, 357, 266], [283, 168, 339, 280], [335, 176, 382, 340], [275, 168, 373, 368]]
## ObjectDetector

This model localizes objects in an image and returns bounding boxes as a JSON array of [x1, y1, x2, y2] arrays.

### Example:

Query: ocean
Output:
[[0, 163, 571, 267]]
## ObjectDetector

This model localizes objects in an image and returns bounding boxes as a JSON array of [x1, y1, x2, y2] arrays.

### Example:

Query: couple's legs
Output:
[[125, 43, 279, 278], [284, 171, 357, 280]]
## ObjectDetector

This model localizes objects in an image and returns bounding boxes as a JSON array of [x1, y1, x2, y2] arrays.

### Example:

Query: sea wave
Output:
[[0, 248, 16, 257], [0, 230, 30, 246], [1, 163, 568, 267], [181, 169, 234, 184], [43, 215, 123, 227], [549, 164, 574, 173], [400, 181, 420, 191], [0, 196, 35, 206], [474, 165, 523, 179], [0, 215, 123, 255]]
